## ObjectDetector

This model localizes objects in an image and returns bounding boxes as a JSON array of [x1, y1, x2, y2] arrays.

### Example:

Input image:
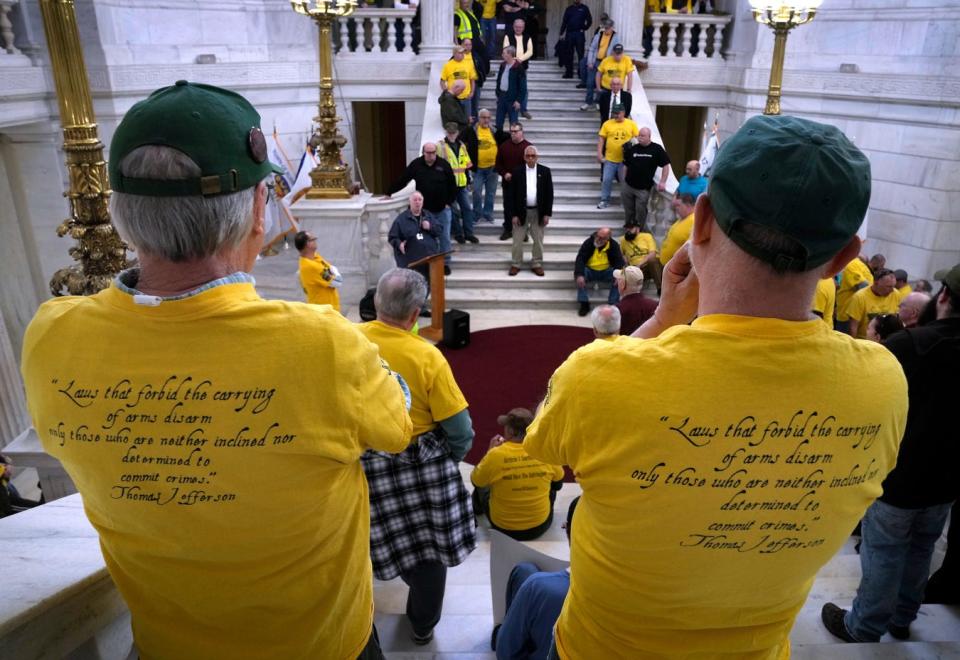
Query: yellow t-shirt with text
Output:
[[812, 277, 836, 327], [660, 212, 694, 265], [599, 118, 639, 163], [836, 258, 873, 317], [621, 233, 658, 266], [586, 243, 612, 271], [839, 286, 901, 338], [597, 54, 636, 90], [524, 318, 906, 660], [299, 254, 341, 311], [20, 282, 412, 660], [441, 58, 475, 100], [476, 126, 498, 169], [358, 320, 469, 437], [471, 441, 564, 530]]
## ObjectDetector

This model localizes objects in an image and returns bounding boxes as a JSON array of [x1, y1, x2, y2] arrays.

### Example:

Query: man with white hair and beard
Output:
[[20, 81, 412, 659]]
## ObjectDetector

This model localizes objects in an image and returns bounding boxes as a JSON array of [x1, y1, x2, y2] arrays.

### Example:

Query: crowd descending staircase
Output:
[[446, 58, 643, 312]]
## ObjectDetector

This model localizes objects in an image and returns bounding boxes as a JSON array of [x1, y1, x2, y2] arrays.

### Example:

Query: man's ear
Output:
[[251, 182, 267, 239], [691, 194, 714, 245], [823, 235, 862, 279]]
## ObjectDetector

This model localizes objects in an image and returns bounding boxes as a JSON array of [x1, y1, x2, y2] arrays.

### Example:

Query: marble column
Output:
[[0, 306, 29, 448], [606, 0, 645, 58], [418, 0, 456, 61]]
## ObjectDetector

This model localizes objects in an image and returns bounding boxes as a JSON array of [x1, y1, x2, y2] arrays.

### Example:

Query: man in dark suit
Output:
[[598, 76, 632, 125], [509, 145, 553, 277]]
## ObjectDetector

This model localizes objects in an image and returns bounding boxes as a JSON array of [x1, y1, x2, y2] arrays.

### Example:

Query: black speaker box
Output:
[[443, 309, 470, 349]]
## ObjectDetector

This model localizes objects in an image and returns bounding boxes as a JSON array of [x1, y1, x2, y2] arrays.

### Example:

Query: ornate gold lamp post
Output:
[[38, 0, 127, 295], [291, 0, 357, 199], [749, 0, 822, 115]]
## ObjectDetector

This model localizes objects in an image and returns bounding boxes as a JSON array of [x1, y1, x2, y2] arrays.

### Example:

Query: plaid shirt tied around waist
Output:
[[362, 428, 477, 580]]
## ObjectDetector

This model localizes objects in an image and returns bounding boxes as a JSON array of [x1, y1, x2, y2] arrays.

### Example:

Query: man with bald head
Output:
[[899, 291, 931, 328], [677, 159, 708, 199], [575, 226, 625, 316], [509, 145, 553, 276], [621, 127, 670, 230]]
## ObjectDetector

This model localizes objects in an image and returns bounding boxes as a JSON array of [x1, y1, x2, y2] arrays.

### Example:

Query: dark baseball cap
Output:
[[612, 44, 624, 53], [611, 103, 625, 114], [708, 114, 871, 273], [109, 80, 282, 197], [934, 264, 960, 291]]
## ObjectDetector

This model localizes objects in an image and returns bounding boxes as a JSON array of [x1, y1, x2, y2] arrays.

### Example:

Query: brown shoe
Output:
[[532, 266, 545, 276], [509, 266, 520, 276]]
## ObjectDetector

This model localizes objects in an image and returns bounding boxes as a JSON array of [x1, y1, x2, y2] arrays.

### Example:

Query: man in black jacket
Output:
[[823, 262, 960, 644], [509, 145, 552, 277], [574, 227, 625, 316], [598, 77, 633, 125], [388, 144, 457, 273]]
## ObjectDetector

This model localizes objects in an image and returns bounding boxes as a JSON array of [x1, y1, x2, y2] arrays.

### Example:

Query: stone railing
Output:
[[0, 0, 21, 56], [647, 13, 731, 60], [335, 7, 418, 56]]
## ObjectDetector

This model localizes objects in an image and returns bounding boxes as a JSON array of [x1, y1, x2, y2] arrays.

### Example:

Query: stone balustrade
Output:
[[336, 7, 418, 56], [647, 13, 731, 60], [0, 0, 20, 56]]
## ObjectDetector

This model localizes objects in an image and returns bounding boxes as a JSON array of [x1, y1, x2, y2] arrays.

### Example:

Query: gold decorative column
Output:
[[292, 0, 357, 199], [749, 0, 821, 115], [39, 0, 127, 296]]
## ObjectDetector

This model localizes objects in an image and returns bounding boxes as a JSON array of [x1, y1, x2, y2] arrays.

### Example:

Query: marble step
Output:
[[446, 286, 620, 309], [448, 267, 580, 289], [486, 187, 621, 204], [451, 249, 587, 269], [452, 233, 620, 252]]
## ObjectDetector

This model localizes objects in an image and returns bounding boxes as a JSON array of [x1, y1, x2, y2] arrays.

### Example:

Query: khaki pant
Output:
[[512, 207, 545, 268], [641, 258, 663, 291]]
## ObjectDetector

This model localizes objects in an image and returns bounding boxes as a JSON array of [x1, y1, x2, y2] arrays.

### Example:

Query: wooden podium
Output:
[[408, 250, 454, 342]]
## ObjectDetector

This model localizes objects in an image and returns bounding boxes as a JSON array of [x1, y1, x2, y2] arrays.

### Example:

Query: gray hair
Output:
[[503, 45, 517, 57], [591, 305, 621, 337], [111, 145, 256, 261], [375, 267, 428, 323]]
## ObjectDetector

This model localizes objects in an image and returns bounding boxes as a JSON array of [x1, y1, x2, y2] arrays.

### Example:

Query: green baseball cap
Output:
[[109, 80, 282, 197], [934, 264, 960, 292], [708, 114, 871, 273]]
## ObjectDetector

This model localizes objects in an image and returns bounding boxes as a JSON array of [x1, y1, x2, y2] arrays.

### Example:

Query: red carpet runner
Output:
[[439, 324, 594, 467]]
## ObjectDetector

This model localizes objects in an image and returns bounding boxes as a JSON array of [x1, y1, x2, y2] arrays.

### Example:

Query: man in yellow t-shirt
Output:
[[295, 230, 341, 312], [620, 222, 662, 293], [525, 115, 906, 660], [839, 268, 901, 338], [836, 255, 873, 327], [596, 105, 638, 208], [660, 193, 696, 265], [812, 276, 837, 327], [473, 109, 499, 225], [478, 0, 500, 58], [894, 268, 912, 296], [357, 268, 476, 646], [595, 44, 636, 92], [440, 46, 476, 118], [471, 407, 564, 540], [20, 82, 412, 660]]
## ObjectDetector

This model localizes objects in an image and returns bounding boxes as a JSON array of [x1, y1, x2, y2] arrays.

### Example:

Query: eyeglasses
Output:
[[510, 129, 522, 133]]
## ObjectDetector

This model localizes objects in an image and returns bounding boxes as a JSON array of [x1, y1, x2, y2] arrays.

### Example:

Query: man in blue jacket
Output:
[[559, 0, 592, 79]]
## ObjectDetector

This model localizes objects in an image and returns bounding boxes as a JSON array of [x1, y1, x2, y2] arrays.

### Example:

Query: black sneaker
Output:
[[578, 301, 590, 317], [499, 230, 512, 241], [491, 623, 501, 650], [562, 72, 573, 78], [455, 235, 466, 244], [576, 82, 586, 88], [444, 265, 451, 276], [888, 623, 910, 640], [465, 234, 480, 244], [821, 603, 858, 643], [419, 308, 432, 318], [412, 629, 434, 645]]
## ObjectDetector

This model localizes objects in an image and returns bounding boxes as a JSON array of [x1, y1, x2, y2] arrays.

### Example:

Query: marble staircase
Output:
[[446, 59, 648, 313], [371, 465, 960, 659]]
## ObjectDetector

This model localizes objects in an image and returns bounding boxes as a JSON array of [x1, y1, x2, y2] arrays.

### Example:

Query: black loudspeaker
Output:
[[443, 309, 470, 349]]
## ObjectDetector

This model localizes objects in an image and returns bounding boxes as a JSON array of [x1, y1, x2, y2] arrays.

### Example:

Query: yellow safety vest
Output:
[[455, 8, 476, 41], [439, 139, 470, 187]]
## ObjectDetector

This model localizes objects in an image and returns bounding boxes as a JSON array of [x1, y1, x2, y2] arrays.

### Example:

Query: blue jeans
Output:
[[584, 65, 598, 104], [578, 267, 620, 304], [496, 97, 519, 132], [450, 186, 474, 239], [600, 160, 620, 203], [845, 499, 953, 642], [459, 97, 472, 121], [472, 167, 497, 222], [435, 206, 452, 265], [481, 18, 498, 58]]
